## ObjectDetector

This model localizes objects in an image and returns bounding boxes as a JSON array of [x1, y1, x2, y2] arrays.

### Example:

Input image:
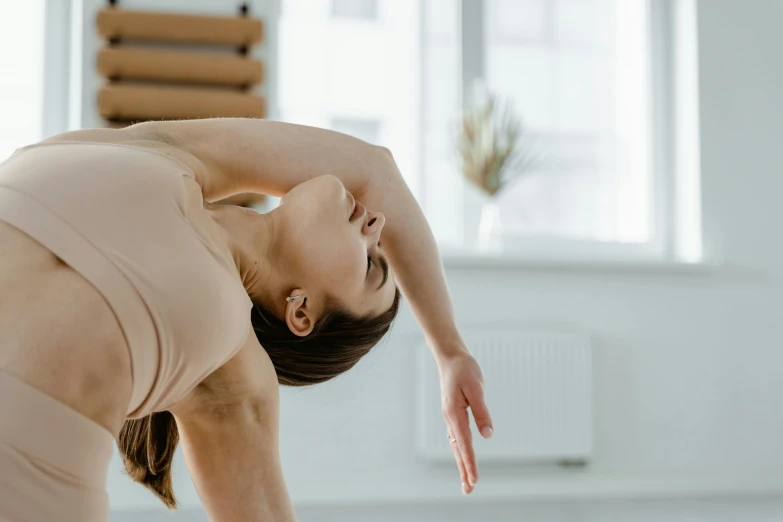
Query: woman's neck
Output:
[[208, 204, 286, 312]]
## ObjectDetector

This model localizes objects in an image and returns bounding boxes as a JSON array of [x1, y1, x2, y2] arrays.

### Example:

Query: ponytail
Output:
[[117, 411, 180, 509]]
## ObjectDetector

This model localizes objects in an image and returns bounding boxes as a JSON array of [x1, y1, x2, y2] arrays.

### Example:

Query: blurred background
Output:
[[3, 0, 783, 521]]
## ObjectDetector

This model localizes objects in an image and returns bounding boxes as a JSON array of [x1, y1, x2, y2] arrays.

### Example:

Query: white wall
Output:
[[66, 0, 783, 520]]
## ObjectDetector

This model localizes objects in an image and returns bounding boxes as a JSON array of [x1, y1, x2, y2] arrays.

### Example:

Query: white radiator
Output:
[[416, 328, 593, 463]]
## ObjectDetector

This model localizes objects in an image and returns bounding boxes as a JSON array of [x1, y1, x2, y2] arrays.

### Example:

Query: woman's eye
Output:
[[367, 253, 372, 273]]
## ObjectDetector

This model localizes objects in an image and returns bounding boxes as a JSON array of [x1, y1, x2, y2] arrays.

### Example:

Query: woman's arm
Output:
[[171, 331, 297, 521]]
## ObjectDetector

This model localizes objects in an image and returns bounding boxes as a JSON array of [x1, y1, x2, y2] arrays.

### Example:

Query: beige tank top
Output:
[[0, 141, 252, 418]]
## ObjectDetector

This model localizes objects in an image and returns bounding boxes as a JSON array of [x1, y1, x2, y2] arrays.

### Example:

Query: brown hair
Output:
[[117, 289, 401, 509]]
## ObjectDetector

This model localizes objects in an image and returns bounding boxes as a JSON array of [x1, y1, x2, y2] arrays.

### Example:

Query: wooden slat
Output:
[[96, 9, 263, 46], [99, 84, 265, 121], [97, 47, 263, 86]]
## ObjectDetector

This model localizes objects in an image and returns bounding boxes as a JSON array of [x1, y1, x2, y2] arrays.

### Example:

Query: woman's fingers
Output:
[[466, 383, 494, 439], [447, 426, 472, 495], [439, 355, 493, 495], [447, 404, 478, 488]]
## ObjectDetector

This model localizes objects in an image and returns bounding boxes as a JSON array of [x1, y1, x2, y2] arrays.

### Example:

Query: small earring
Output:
[[286, 295, 301, 302]]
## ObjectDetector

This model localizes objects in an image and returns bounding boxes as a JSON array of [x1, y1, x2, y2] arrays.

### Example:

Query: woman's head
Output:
[[268, 175, 398, 333], [254, 175, 402, 384]]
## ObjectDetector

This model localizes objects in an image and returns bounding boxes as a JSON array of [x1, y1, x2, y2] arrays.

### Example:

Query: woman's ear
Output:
[[284, 290, 316, 337]]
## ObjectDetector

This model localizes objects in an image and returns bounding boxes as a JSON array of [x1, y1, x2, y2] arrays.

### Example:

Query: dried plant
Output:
[[458, 93, 538, 197]]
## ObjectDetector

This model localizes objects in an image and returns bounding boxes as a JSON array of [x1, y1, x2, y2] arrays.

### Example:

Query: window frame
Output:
[[0, 0, 69, 156], [425, 0, 697, 264], [42, 0, 74, 139]]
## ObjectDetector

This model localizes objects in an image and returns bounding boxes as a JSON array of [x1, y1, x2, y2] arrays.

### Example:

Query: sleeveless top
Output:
[[0, 141, 252, 418]]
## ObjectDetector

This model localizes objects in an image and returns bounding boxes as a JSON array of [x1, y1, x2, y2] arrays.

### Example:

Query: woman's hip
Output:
[[0, 370, 114, 522]]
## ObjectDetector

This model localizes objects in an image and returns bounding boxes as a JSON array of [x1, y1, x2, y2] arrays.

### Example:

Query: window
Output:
[[277, 0, 694, 259], [425, 0, 658, 252], [0, 0, 46, 160], [278, 0, 421, 195], [484, 0, 650, 244]]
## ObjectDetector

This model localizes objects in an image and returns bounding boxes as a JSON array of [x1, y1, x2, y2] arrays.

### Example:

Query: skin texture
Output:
[[0, 119, 494, 521]]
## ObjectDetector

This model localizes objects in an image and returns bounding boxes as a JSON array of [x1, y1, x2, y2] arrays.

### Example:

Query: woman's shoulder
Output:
[[39, 127, 205, 181], [168, 326, 279, 421]]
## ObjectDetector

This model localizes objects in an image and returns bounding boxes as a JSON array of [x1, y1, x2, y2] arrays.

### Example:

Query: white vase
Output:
[[477, 199, 504, 253]]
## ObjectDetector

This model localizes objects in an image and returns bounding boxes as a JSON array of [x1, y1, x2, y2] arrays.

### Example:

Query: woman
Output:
[[0, 118, 493, 521]]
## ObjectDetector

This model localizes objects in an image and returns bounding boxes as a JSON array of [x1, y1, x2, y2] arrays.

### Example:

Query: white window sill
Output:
[[440, 248, 717, 274]]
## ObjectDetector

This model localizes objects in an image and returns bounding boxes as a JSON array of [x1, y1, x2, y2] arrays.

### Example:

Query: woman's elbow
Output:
[[369, 146, 405, 186], [374, 145, 394, 160]]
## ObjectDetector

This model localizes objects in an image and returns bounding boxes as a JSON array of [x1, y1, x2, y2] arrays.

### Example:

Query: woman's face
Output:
[[277, 175, 397, 319]]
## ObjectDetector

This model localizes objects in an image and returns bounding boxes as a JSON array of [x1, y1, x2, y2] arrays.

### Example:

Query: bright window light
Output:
[[0, 0, 45, 161]]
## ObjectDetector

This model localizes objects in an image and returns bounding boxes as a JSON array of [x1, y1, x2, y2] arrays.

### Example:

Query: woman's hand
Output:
[[437, 347, 493, 495]]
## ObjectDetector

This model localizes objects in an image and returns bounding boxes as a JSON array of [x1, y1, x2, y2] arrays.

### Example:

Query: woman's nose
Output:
[[363, 211, 386, 240]]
